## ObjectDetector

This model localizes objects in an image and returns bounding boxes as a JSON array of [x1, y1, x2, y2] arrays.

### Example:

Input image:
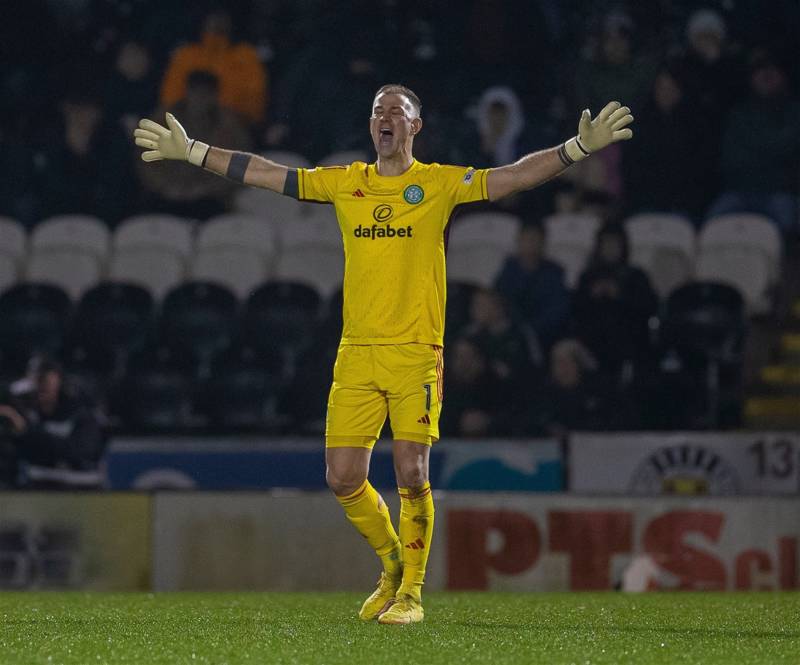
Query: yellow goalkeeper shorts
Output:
[[325, 343, 443, 448]]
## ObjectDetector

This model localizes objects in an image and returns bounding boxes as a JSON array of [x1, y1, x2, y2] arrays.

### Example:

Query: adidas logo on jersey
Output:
[[352, 189, 365, 197], [354, 224, 413, 239]]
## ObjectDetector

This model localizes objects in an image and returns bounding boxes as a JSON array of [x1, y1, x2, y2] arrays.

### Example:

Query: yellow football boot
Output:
[[377, 593, 424, 625], [358, 571, 401, 621]]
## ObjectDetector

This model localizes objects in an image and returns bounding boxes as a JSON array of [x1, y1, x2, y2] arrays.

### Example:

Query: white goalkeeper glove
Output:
[[563, 101, 634, 163], [133, 112, 210, 166]]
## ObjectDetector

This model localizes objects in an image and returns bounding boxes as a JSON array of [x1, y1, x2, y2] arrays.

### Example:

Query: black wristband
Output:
[[557, 144, 574, 167], [226, 152, 252, 183], [283, 169, 299, 199]]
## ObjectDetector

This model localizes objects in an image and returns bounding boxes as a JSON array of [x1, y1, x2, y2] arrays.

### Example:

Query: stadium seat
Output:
[[274, 246, 344, 299], [661, 281, 745, 365], [233, 151, 312, 223], [190, 246, 268, 300], [0, 254, 17, 294], [695, 246, 772, 314], [277, 206, 343, 250], [543, 213, 602, 288], [625, 213, 695, 298], [201, 349, 282, 430], [26, 248, 102, 300], [114, 214, 194, 257], [31, 215, 110, 261], [318, 150, 369, 166], [233, 186, 308, 225], [160, 281, 238, 376], [0, 217, 27, 262], [700, 213, 782, 278], [0, 283, 72, 373], [197, 213, 277, 256], [117, 356, 192, 431], [446, 212, 521, 286], [108, 247, 185, 301], [242, 281, 322, 373], [73, 282, 154, 374]]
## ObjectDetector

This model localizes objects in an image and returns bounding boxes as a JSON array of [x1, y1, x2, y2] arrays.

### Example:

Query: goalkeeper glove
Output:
[[562, 101, 634, 164], [133, 113, 210, 166]]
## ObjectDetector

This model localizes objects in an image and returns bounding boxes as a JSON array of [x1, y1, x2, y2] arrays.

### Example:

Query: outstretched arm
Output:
[[486, 101, 634, 201], [133, 113, 297, 196]]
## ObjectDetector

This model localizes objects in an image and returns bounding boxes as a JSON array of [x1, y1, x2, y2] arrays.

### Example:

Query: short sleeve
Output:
[[435, 165, 490, 206], [297, 166, 347, 203]]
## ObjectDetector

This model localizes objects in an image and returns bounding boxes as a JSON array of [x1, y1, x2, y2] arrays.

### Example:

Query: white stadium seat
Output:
[[0, 216, 27, 261], [543, 213, 601, 288], [275, 245, 344, 298], [318, 150, 369, 166], [625, 213, 696, 298], [31, 215, 110, 260], [197, 214, 277, 257], [446, 212, 522, 286], [109, 247, 185, 301], [233, 186, 310, 224], [700, 214, 782, 279], [278, 206, 343, 250], [0, 253, 18, 293], [191, 246, 268, 300], [446, 245, 510, 287], [26, 248, 101, 300], [695, 246, 772, 314], [114, 215, 194, 257]]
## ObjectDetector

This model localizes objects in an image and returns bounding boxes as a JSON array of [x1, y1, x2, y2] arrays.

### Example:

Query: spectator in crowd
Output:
[[623, 62, 707, 221], [462, 288, 541, 396], [573, 11, 657, 117], [160, 8, 268, 127], [105, 38, 160, 136], [37, 86, 138, 224], [494, 222, 570, 350], [532, 338, 630, 435], [440, 337, 510, 438], [675, 9, 745, 214], [706, 49, 800, 235], [138, 70, 252, 219], [572, 222, 658, 374], [451, 86, 528, 168], [0, 356, 107, 488]]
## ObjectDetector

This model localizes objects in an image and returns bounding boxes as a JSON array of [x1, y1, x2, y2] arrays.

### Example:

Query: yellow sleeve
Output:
[[435, 165, 490, 206], [297, 166, 347, 203]]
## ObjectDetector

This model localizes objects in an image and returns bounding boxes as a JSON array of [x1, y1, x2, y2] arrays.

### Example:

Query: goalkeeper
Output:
[[134, 85, 633, 624]]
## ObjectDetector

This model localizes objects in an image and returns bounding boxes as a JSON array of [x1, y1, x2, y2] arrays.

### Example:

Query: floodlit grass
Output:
[[0, 591, 798, 664]]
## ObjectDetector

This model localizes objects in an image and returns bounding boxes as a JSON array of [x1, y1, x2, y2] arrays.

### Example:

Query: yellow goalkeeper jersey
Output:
[[298, 159, 489, 346]]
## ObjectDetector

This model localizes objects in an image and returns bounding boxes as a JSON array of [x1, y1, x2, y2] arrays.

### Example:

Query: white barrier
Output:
[[153, 493, 799, 592], [569, 432, 800, 495]]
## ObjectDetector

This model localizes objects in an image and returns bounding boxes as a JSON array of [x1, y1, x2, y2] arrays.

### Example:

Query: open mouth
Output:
[[379, 128, 393, 145]]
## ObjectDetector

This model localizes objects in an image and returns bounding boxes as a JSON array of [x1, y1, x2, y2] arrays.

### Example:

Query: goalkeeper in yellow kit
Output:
[[134, 84, 633, 624]]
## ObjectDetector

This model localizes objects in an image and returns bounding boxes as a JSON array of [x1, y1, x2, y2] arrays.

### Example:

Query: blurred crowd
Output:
[[2, 0, 798, 229], [0, 0, 798, 456]]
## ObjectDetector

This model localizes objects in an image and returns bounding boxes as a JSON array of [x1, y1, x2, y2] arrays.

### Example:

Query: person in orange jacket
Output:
[[160, 9, 267, 126]]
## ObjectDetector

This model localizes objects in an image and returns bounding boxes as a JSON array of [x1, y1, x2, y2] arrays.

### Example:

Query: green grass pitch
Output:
[[1, 592, 798, 664]]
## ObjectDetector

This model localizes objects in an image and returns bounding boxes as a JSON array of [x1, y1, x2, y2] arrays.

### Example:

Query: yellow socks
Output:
[[336, 480, 402, 578], [397, 482, 435, 601]]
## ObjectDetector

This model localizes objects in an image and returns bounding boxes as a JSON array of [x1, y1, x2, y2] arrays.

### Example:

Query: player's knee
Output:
[[326, 465, 366, 496], [395, 459, 427, 491]]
